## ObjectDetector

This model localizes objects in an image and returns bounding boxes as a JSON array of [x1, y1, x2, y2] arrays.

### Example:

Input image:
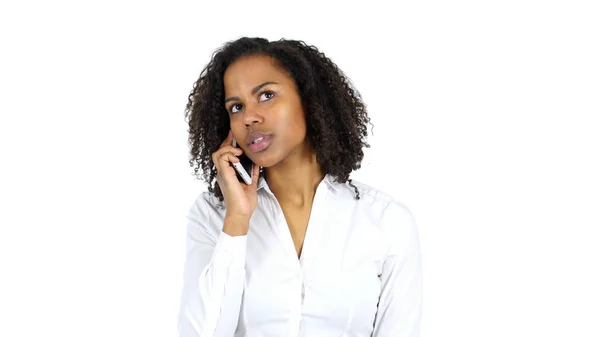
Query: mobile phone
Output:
[[231, 138, 253, 185]]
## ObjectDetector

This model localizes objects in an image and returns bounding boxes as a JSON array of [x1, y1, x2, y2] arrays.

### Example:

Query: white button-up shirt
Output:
[[178, 174, 422, 337]]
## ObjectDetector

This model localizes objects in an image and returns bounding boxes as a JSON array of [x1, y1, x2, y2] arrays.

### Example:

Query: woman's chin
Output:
[[250, 154, 279, 169]]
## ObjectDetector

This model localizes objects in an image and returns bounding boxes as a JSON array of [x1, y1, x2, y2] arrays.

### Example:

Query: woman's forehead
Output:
[[224, 55, 290, 88]]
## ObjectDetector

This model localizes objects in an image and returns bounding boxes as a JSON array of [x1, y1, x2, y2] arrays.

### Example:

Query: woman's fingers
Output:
[[212, 146, 242, 168], [219, 152, 240, 165], [251, 164, 260, 187], [220, 130, 233, 148]]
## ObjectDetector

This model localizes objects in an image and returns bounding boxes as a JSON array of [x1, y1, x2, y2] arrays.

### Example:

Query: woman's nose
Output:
[[243, 105, 263, 127]]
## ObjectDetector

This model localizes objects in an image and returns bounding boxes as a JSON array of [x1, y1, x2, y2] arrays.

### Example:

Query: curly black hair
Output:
[[185, 37, 372, 201]]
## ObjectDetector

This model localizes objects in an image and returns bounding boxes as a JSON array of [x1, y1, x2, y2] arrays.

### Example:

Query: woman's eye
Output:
[[230, 103, 243, 113], [259, 91, 275, 102]]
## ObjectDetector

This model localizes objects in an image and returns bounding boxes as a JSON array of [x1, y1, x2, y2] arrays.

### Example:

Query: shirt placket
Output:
[[267, 180, 329, 337]]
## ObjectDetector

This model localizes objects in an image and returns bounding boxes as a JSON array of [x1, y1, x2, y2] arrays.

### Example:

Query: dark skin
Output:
[[223, 54, 324, 258]]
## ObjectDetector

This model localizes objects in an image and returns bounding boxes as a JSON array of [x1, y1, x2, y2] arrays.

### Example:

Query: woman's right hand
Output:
[[212, 130, 261, 223]]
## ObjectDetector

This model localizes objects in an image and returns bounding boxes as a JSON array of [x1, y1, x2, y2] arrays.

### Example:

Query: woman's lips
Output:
[[248, 135, 272, 153]]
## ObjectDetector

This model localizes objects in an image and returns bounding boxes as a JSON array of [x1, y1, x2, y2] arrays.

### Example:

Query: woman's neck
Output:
[[264, 148, 324, 208]]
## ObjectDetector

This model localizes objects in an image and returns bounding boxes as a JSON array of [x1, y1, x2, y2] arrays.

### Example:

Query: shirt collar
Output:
[[258, 173, 340, 196]]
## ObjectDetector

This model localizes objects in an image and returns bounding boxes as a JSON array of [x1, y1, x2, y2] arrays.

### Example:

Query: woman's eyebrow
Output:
[[224, 81, 279, 104]]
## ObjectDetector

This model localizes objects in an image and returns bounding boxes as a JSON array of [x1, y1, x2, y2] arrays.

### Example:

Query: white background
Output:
[[1, 1, 599, 336]]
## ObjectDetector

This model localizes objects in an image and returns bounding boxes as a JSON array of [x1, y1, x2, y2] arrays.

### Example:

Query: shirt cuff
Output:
[[211, 231, 248, 269]]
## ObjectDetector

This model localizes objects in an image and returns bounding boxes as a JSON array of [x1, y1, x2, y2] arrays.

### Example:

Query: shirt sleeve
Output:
[[372, 202, 423, 337], [178, 195, 247, 337]]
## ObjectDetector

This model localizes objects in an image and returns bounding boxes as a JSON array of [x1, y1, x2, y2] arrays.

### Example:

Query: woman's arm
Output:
[[372, 202, 423, 337], [178, 196, 247, 337]]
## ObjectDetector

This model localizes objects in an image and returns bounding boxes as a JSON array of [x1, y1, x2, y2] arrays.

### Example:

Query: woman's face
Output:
[[223, 54, 309, 168]]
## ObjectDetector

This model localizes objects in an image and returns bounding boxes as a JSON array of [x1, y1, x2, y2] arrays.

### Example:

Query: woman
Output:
[[179, 37, 422, 337]]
